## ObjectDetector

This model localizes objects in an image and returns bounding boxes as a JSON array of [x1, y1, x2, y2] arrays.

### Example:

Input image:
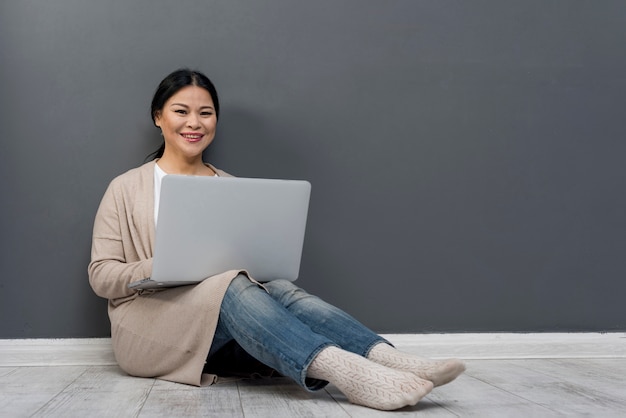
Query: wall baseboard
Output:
[[385, 332, 626, 360], [0, 333, 624, 367], [0, 338, 116, 367]]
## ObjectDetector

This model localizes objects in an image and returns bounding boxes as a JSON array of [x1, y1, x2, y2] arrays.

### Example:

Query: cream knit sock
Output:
[[307, 346, 433, 411], [368, 343, 466, 387]]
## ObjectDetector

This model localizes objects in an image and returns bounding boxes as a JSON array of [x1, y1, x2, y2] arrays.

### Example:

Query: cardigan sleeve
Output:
[[88, 181, 152, 300]]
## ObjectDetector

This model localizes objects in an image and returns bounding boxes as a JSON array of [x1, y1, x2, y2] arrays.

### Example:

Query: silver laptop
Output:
[[128, 175, 311, 290]]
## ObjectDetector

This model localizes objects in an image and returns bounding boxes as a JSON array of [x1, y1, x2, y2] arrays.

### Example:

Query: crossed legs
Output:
[[207, 275, 464, 410]]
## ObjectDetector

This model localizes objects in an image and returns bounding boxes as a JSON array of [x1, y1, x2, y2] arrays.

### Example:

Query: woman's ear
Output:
[[153, 111, 162, 128]]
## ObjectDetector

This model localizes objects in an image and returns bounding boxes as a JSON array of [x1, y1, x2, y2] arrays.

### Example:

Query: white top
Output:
[[154, 163, 168, 225]]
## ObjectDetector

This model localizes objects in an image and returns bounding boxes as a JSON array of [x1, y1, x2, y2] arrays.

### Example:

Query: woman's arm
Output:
[[88, 183, 152, 300]]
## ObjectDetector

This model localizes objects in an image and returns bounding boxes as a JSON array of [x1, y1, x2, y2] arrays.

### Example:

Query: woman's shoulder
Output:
[[111, 160, 155, 182], [107, 161, 155, 192]]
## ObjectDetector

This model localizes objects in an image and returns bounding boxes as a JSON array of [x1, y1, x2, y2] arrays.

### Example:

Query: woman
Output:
[[88, 68, 465, 411]]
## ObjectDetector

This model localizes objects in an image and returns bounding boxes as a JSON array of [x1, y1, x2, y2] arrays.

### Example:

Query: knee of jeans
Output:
[[226, 274, 256, 296], [263, 279, 294, 292], [264, 279, 298, 295], [265, 279, 313, 305]]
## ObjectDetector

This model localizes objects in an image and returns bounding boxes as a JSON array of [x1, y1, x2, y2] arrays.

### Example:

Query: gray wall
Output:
[[1, 1, 625, 338]]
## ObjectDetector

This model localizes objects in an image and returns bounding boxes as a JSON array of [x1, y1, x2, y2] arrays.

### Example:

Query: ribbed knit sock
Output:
[[307, 346, 433, 411], [368, 343, 466, 387]]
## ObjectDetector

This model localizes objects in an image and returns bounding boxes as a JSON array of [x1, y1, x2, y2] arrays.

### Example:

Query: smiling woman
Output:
[[87, 68, 465, 411], [153, 85, 217, 175], [147, 70, 220, 175]]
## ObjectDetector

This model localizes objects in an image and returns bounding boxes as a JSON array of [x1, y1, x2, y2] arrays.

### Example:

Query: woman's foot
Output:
[[368, 343, 466, 387], [308, 346, 433, 410]]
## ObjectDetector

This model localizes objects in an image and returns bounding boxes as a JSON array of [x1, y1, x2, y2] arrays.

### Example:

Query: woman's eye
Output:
[[175, 109, 187, 114], [201, 112, 213, 116]]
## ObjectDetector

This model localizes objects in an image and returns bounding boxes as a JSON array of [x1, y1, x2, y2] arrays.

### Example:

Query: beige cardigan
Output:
[[88, 160, 244, 386]]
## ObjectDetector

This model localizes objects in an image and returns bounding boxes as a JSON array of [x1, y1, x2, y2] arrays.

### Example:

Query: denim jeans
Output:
[[206, 274, 389, 390]]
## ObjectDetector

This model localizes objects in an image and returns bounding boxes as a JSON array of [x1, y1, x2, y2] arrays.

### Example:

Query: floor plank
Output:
[[426, 370, 560, 418], [547, 358, 626, 388], [0, 366, 86, 418], [31, 366, 153, 418], [325, 384, 460, 417], [2, 359, 625, 417], [237, 377, 350, 417], [464, 359, 626, 417], [534, 359, 626, 405], [0, 367, 18, 378], [139, 379, 244, 417]]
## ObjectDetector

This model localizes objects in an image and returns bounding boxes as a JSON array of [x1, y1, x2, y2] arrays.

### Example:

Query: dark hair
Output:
[[146, 68, 220, 161]]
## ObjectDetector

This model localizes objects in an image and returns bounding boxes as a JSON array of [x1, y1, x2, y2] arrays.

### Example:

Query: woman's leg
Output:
[[207, 275, 432, 410], [263, 280, 465, 387], [262, 279, 388, 356], [208, 275, 333, 390]]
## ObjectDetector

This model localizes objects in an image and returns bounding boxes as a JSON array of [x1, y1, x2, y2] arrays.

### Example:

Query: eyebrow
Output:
[[170, 103, 214, 110]]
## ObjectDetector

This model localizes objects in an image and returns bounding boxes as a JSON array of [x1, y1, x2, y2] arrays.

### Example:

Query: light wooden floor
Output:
[[2, 357, 626, 417]]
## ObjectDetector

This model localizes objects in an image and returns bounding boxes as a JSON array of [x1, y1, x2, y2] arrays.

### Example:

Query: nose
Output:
[[186, 112, 201, 128]]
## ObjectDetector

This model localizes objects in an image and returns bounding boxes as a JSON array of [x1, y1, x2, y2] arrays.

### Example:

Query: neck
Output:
[[156, 154, 213, 176]]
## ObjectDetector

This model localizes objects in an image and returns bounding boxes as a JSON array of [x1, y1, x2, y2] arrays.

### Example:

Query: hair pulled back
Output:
[[147, 68, 220, 160]]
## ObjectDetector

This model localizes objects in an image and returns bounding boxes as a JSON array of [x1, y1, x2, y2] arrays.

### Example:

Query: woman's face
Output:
[[154, 85, 217, 161]]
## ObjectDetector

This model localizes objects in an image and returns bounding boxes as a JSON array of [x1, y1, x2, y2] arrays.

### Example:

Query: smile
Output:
[[181, 133, 203, 142]]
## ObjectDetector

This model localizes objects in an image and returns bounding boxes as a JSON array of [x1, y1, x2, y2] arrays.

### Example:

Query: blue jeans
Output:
[[206, 274, 389, 390]]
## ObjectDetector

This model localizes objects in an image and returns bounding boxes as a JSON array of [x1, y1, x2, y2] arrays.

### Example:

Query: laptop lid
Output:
[[130, 175, 311, 289]]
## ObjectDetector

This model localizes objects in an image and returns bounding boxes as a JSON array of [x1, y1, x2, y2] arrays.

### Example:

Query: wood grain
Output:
[[2, 351, 625, 417]]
